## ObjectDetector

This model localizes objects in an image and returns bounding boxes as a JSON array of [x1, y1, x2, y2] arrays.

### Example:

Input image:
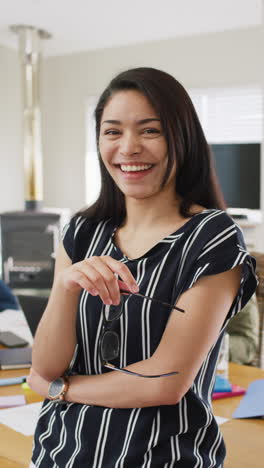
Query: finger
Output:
[[118, 280, 133, 292], [85, 258, 121, 304], [68, 271, 99, 296], [77, 276, 99, 296], [102, 257, 139, 293], [76, 262, 114, 304]]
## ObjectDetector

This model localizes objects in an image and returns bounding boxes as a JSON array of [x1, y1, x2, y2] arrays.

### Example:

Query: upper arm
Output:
[[53, 242, 72, 280], [152, 265, 242, 403], [52, 216, 76, 280]]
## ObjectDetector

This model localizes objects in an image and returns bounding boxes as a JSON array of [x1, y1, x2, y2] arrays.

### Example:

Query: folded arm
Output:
[[29, 264, 241, 408]]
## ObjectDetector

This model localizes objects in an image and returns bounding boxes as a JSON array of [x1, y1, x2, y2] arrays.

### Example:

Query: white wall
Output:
[[0, 45, 23, 212]]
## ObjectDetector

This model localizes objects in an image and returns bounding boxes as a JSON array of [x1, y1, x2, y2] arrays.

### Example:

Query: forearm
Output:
[[32, 278, 79, 380], [66, 358, 181, 408]]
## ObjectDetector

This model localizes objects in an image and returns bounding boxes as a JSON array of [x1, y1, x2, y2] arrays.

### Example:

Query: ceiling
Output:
[[0, 0, 262, 57]]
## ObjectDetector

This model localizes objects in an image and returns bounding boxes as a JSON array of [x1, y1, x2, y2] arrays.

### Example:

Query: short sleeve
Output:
[[179, 211, 258, 319], [61, 215, 96, 263], [62, 216, 76, 260]]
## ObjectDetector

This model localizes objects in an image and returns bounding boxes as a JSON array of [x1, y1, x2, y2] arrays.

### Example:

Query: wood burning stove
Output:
[[1, 209, 69, 289], [0, 26, 70, 293]]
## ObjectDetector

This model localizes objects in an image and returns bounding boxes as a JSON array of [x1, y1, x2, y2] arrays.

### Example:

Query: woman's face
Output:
[[99, 90, 176, 201]]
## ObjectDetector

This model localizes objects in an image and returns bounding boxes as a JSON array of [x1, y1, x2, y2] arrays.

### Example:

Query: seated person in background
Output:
[[0, 280, 19, 312], [227, 293, 259, 365]]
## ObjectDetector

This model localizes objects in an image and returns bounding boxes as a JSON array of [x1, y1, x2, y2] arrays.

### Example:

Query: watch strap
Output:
[[59, 376, 69, 401]]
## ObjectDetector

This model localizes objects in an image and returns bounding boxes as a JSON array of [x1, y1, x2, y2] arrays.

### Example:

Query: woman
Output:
[[28, 67, 257, 467]]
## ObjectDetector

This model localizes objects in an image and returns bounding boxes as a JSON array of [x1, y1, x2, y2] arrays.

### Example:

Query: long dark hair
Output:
[[79, 67, 226, 224]]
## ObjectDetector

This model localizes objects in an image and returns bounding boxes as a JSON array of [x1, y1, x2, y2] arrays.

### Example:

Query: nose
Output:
[[119, 132, 141, 156]]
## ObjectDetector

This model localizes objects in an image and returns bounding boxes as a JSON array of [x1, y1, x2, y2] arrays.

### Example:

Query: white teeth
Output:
[[120, 164, 153, 172]]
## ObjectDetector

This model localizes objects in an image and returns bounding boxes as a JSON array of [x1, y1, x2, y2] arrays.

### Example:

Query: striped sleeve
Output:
[[184, 212, 258, 314], [62, 216, 76, 260]]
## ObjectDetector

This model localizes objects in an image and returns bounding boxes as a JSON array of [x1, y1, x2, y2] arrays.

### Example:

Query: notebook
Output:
[[0, 347, 32, 370], [212, 384, 246, 400], [17, 294, 48, 337]]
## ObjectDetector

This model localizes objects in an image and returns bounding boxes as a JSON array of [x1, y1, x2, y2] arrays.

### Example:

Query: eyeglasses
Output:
[[99, 290, 185, 378]]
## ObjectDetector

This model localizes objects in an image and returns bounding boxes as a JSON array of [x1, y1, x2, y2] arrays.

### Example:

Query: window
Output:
[[189, 86, 263, 143], [188, 86, 263, 210], [85, 97, 101, 206]]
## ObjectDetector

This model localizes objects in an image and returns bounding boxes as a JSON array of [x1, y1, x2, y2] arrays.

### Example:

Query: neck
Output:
[[123, 190, 182, 232]]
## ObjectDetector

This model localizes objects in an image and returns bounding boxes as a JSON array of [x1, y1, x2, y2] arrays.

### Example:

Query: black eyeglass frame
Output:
[[99, 290, 185, 378]]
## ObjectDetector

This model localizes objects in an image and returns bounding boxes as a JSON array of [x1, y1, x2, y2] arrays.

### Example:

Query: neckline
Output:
[[111, 209, 211, 262]]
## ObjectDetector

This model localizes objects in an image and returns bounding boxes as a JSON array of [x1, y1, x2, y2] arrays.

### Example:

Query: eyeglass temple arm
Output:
[[120, 290, 185, 313], [104, 363, 179, 378]]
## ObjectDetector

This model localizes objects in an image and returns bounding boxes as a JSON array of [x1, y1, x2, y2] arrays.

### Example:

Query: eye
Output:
[[104, 129, 121, 136], [142, 128, 161, 137]]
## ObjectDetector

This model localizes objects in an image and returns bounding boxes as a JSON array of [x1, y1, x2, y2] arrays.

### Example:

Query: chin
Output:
[[116, 181, 162, 200], [124, 190, 157, 200]]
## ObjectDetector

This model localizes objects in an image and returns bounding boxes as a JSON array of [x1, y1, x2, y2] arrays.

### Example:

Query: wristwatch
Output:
[[48, 376, 69, 402]]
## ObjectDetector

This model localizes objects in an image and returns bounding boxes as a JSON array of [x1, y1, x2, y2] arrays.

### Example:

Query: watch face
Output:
[[49, 378, 64, 399]]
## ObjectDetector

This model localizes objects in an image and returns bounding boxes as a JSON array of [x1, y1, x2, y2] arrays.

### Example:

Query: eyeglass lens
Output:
[[105, 295, 125, 321], [100, 330, 120, 361]]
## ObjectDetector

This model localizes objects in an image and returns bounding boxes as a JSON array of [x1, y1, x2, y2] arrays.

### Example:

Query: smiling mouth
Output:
[[118, 164, 154, 172]]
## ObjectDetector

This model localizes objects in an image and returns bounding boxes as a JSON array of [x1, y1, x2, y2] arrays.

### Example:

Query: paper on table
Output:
[[215, 415, 229, 425], [0, 401, 42, 435], [0, 394, 26, 408], [0, 309, 33, 345], [232, 379, 264, 419]]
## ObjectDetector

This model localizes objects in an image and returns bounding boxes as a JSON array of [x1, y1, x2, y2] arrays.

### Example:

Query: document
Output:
[[215, 415, 229, 425], [0, 394, 26, 408], [0, 401, 42, 435], [0, 309, 33, 344], [232, 379, 264, 419]]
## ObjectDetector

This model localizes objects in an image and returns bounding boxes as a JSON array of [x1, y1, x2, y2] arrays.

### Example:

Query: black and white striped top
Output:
[[32, 208, 257, 468]]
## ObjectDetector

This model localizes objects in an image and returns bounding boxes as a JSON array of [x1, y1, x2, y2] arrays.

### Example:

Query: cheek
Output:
[[154, 140, 168, 160], [99, 136, 117, 153], [98, 138, 104, 157], [99, 140, 110, 164]]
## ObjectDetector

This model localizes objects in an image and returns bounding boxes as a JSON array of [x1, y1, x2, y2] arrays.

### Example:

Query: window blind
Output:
[[189, 86, 263, 143]]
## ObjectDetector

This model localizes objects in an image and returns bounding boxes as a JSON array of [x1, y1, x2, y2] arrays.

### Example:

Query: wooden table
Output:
[[0, 368, 41, 468], [0, 363, 263, 467], [213, 363, 264, 468]]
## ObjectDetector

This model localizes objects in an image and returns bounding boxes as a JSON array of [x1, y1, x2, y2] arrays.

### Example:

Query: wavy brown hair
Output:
[[79, 67, 226, 224]]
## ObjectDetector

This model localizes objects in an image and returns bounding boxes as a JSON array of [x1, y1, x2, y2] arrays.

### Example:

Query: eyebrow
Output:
[[101, 118, 161, 125]]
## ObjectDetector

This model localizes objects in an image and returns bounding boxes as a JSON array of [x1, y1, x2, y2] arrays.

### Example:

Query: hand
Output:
[[27, 368, 50, 398], [56, 255, 139, 305]]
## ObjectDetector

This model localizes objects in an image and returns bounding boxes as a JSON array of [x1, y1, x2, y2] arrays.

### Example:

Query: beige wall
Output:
[[0, 45, 23, 212], [41, 26, 264, 213], [1, 27, 264, 248]]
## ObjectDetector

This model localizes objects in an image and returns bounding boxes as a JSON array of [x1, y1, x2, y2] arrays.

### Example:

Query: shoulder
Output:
[[189, 205, 237, 228], [62, 216, 114, 262], [64, 215, 113, 238], [190, 209, 251, 271], [182, 208, 245, 263], [185, 206, 238, 238]]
